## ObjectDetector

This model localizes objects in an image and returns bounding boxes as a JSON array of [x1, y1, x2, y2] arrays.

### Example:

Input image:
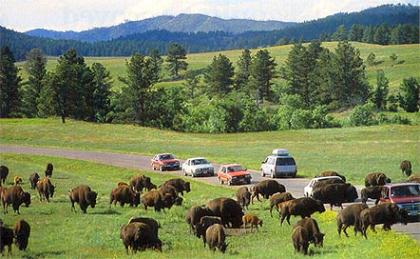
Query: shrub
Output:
[[349, 103, 378, 126]]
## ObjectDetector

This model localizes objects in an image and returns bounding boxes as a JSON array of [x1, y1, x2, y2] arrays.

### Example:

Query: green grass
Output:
[[1, 118, 419, 184], [17, 42, 420, 92], [0, 154, 418, 258]]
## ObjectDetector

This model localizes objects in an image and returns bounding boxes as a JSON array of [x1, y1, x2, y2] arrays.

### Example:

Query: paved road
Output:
[[0, 144, 418, 240]]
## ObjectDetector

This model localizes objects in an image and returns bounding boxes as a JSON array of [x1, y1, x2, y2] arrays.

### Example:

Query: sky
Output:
[[0, 0, 418, 32]]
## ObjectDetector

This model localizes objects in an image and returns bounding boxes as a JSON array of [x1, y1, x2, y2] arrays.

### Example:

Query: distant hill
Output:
[[25, 13, 296, 42]]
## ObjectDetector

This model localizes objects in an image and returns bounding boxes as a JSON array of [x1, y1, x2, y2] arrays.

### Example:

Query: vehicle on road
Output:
[[182, 157, 215, 177], [380, 183, 420, 220], [261, 149, 297, 178], [303, 176, 344, 197], [217, 164, 251, 185], [151, 153, 180, 171]]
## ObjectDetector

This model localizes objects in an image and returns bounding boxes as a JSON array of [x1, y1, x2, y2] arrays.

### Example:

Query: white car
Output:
[[182, 157, 215, 177], [304, 176, 344, 197], [261, 149, 297, 178]]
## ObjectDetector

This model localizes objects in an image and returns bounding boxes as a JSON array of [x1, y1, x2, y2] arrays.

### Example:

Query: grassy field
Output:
[[0, 153, 418, 258], [16, 42, 420, 92], [1, 118, 419, 184]]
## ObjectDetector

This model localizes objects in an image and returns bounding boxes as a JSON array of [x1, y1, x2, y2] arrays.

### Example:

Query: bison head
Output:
[[87, 191, 98, 208], [398, 208, 409, 225], [21, 192, 31, 207], [220, 242, 228, 253], [50, 184, 56, 198], [315, 199, 326, 213], [147, 183, 157, 191], [345, 185, 358, 202], [314, 232, 325, 247], [132, 192, 141, 207], [184, 182, 191, 193], [174, 196, 183, 206]]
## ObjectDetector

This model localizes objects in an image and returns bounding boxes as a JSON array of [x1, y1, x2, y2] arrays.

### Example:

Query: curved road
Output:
[[0, 144, 418, 240]]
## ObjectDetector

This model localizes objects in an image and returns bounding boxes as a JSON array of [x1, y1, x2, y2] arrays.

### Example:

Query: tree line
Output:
[[0, 42, 418, 132]]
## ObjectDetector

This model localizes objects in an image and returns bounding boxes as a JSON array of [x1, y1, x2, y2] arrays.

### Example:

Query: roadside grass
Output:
[[0, 154, 418, 258], [1, 119, 419, 185]]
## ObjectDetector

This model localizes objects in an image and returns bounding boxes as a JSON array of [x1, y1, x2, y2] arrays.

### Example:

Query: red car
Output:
[[217, 164, 252, 185], [151, 153, 181, 171], [380, 183, 420, 220]]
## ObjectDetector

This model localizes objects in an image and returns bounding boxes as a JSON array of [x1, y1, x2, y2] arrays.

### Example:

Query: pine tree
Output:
[[149, 48, 163, 83], [91, 63, 112, 122], [366, 52, 376, 66], [250, 49, 277, 103], [374, 24, 391, 45], [333, 25, 347, 41], [183, 70, 199, 99], [204, 54, 234, 96], [362, 26, 375, 43], [166, 43, 188, 79], [234, 49, 252, 92], [349, 24, 364, 42], [0, 46, 21, 118], [399, 77, 419, 112], [22, 48, 46, 117], [37, 72, 57, 117], [373, 70, 389, 110]]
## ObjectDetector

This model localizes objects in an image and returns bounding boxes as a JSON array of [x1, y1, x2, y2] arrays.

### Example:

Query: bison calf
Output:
[[14, 219, 30, 251], [242, 213, 263, 232], [400, 160, 412, 177], [13, 176, 23, 185], [205, 224, 228, 253], [292, 226, 309, 255], [337, 203, 368, 237], [294, 218, 324, 247]]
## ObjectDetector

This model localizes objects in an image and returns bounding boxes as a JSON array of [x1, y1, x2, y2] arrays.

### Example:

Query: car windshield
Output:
[[391, 185, 420, 197], [276, 158, 296, 166], [227, 165, 244, 172], [192, 159, 209, 165], [159, 154, 174, 160]]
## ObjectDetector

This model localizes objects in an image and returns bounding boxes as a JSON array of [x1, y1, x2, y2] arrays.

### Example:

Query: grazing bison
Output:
[[236, 187, 252, 210], [337, 203, 369, 237], [1, 186, 31, 214], [400, 160, 412, 177], [14, 219, 30, 251], [0, 165, 9, 186], [69, 185, 98, 214], [117, 182, 129, 187], [0, 225, 14, 255], [186, 205, 214, 233], [292, 226, 309, 255], [195, 216, 223, 244], [45, 163, 53, 178], [29, 172, 40, 189], [269, 192, 295, 217], [294, 218, 324, 247], [141, 190, 175, 212], [148, 183, 157, 191], [130, 175, 153, 193], [128, 217, 160, 238], [162, 178, 191, 196], [251, 180, 286, 203], [361, 186, 385, 205], [205, 224, 228, 253], [312, 178, 345, 190], [319, 171, 346, 182], [311, 183, 358, 210], [120, 222, 162, 254], [280, 197, 325, 225], [110, 185, 140, 207], [408, 175, 420, 183], [207, 198, 244, 228], [13, 176, 23, 185], [36, 177, 56, 202], [360, 203, 409, 239], [365, 172, 391, 187], [242, 213, 263, 232]]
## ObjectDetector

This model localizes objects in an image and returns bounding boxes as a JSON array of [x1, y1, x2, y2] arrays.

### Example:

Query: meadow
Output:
[[1, 118, 419, 184], [16, 42, 420, 92], [0, 153, 419, 258]]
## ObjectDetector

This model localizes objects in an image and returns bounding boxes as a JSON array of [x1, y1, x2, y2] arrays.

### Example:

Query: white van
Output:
[[261, 149, 297, 178]]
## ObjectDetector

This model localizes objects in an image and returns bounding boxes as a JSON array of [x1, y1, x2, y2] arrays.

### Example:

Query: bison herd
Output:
[[0, 159, 417, 256]]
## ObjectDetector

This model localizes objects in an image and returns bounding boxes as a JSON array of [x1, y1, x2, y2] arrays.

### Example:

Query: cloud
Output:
[[0, 0, 417, 32]]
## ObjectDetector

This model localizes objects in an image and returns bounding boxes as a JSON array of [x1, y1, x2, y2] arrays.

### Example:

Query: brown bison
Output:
[[110, 185, 140, 207], [162, 178, 191, 196], [294, 218, 324, 247], [365, 172, 391, 187], [29, 172, 40, 189], [195, 216, 223, 244], [128, 217, 160, 238], [45, 163, 53, 178], [120, 222, 162, 254], [312, 178, 345, 190], [158, 185, 179, 201], [1, 186, 31, 214], [361, 186, 385, 205], [14, 219, 30, 251], [36, 177, 56, 202], [68, 185, 98, 213], [319, 171, 346, 182], [236, 187, 251, 210], [292, 226, 309, 255], [408, 175, 420, 183], [13, 176, 23, 185], [360, 203, 409, 239], [280, 197, 325, 225], [186, 205, 214, 233], [400, 160, 412, 177], [337, 203, 369, 237], [0, 165, 9, 186], [242, 213, 263, 232], [205, 224, 228, 253], [311, 183, 358, 210], [0, 224, 14, 255], [269, 192, 295, 217], [130, 175, 153, 193], [117, 182, 129, 187], [251, 180, 286, 203], [141, 190, 175, 212], [207, 198, 244, 228]]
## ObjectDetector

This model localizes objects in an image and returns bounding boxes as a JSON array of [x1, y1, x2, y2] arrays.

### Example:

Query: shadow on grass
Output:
[[91, 209, 121, 215]]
